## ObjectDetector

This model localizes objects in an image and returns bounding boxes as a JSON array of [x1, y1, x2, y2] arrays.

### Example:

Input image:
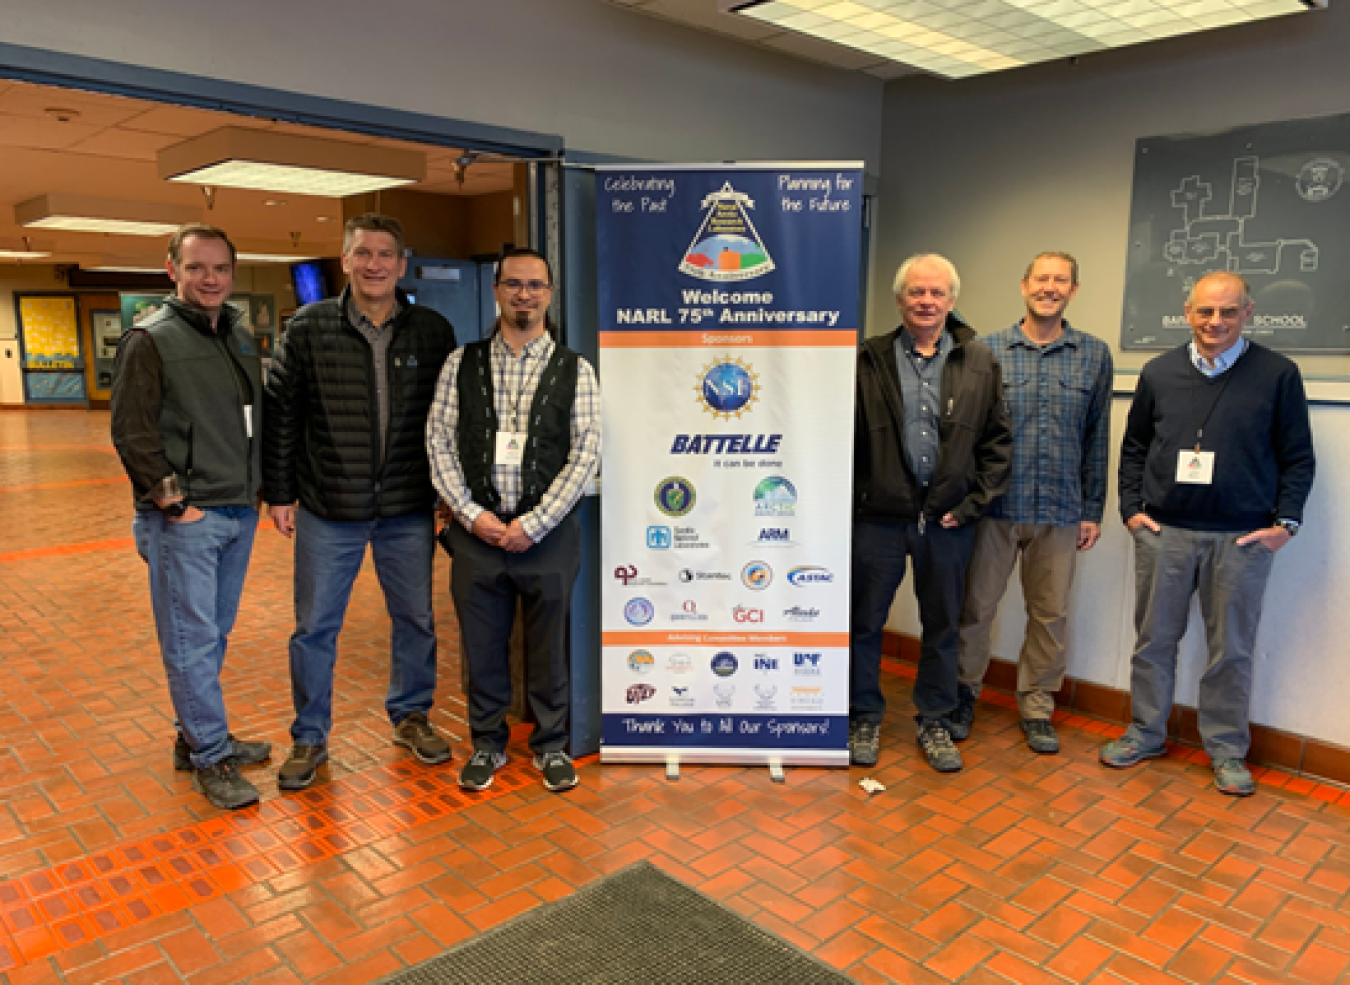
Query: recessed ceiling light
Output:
[[721, 0, 1325, 79], [315, 216, 333, 222], [86, 265, 168, 274], [264, 199, 288, 207], [159, 127, 426, 197], [0, 250, 52, 260], [15, 194, 201, 237]]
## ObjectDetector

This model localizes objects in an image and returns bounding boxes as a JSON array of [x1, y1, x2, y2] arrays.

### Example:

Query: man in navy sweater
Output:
[[1102, 271, 1315, 796]]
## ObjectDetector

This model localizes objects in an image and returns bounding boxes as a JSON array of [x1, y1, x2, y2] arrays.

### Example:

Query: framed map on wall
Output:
[[1122, 111, 1350, 353]]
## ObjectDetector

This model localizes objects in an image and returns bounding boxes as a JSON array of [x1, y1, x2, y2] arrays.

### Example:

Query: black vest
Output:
[[456, 337, 579, 517]]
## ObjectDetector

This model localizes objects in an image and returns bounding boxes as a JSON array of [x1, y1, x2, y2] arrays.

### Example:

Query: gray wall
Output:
[[4, 0, 884, 170], [874, 3, 1350, 746]]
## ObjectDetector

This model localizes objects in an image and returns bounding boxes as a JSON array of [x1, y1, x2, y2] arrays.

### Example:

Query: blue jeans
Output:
[[133, 506, 258, 769], [289, 507, 438, 744], [850, 518, 976, 725]]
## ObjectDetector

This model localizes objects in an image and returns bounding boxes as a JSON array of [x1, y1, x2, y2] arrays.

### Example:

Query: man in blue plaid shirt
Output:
[[952, 252, 1112, 754], [426, 248, 601, 794]]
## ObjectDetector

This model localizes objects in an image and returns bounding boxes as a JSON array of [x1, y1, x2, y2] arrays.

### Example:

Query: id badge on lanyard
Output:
[[495, 431, 525, 467]]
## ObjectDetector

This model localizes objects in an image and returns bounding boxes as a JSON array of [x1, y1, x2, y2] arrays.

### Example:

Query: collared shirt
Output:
[[426, 329, 601, 543], [984, 319, 1113, 526], [346, 295, 404, 462], [894, 327, 952, 488], [1189, 337, 1248, 377]]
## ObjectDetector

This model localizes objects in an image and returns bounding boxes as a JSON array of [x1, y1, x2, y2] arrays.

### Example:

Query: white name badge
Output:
[[495, 431, 526, 467], [1176, 450, 1215, 485]]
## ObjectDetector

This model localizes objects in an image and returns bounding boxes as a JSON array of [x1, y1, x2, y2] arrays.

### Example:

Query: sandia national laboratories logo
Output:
[[679, 182, 775, 282]]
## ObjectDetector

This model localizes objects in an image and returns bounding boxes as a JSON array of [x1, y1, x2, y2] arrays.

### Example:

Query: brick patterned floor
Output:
[[3, 409, 1350, 983]]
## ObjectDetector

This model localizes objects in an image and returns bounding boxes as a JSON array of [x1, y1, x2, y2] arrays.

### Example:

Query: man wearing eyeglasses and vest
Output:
[[1102, 271, 1314, 796], [426, 248, 601, 793]]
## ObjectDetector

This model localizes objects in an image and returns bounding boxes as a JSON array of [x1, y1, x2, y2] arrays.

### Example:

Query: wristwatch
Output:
[[1275, 518, 1300, 537], [162, 500, 189, 520]]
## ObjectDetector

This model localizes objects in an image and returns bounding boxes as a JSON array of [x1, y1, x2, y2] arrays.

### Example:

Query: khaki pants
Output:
[[957, 519, 1079, 720]]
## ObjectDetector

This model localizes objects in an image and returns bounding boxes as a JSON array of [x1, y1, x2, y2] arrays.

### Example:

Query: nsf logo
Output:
[[624, 598, 655, 626], [654, 477, 697, 518], [696, 356, 759, 420]]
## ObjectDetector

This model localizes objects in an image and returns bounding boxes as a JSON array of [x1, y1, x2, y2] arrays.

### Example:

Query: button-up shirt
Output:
[[346, 295, 403, 463], [894, 327, 952, 488], [426, 330, 601, 543], [1189, 337, 1247, 377], [984, 319, 1113, 526]]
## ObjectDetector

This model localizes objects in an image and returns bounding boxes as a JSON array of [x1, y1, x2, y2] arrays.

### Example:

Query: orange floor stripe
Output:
[[0, 538, 136, 564]]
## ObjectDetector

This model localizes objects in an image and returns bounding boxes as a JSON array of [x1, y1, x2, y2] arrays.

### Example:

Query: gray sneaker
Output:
[[916, 719, 963, 773], [1213, 758, 1255, 797], [192, 759, 260, 810], [459, 749, 507, 791], [1099, 735, 1165, 768], [1021, 719, 1060, 755], [947, 685, 976, 742], [174, 734, 272, 772], [277, 744, 328, 791], [393, 713, 452, 765], [849, 720, 880, 767]]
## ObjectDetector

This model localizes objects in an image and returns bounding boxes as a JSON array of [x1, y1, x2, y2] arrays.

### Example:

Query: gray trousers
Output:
[[958, 520, 1079, 720], [1125, 524, 1274, 760]]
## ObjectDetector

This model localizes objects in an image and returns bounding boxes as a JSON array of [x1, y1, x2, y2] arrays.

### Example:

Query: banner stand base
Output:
[[768, 757, 785, 784], [666, 754, 680, 782]]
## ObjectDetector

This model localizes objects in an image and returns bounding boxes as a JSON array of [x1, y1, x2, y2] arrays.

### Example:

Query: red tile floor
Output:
[[3, 409, 1350, 984]]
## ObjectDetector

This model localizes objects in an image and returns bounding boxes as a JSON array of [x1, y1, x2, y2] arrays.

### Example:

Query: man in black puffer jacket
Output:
[[850, 254, 1011, 775], [263, 213, 457, 790]]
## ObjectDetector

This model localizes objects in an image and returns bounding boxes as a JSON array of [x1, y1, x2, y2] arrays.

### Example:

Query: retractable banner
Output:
[[596, 163, 863, 767]]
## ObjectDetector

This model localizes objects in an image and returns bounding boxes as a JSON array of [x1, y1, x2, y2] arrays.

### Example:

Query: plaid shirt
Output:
[[426, 330, 601, 543], [984, 319, 1113, 525]]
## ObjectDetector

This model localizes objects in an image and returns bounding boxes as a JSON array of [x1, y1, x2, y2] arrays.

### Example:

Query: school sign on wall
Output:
[[596, 163, 862, 767]]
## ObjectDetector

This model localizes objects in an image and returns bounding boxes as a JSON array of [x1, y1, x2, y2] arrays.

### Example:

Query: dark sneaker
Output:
[[277, 744, 328, 791], [192, 759, 260, 810], [1213, 758, 1255, 797], [393, 712, 452, 765], [1021, 719, 1060, 754], [1099, 735, 1165, 768], [849, 720, 880, 767], [534, 751, 579, 792], [459, 749, 507, 791], [947, 685, 977, 742], [916, 719, 963, 773], [173, 734, 272, 772]]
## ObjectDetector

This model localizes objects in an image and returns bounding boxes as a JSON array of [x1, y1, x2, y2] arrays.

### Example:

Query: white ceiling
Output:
[[603, 0, 919, 79], [0, 79, 517, 268]]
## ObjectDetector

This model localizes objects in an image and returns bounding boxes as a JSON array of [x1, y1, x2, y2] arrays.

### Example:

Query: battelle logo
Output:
[[696, 356, 760, 421], [679, 182, 775, 283], [787, 565, 834, 587], [732, 606, 764, 624], [654, 477, 697, 518], [624, 598, 655, 626], [742, 561, 772, 590]]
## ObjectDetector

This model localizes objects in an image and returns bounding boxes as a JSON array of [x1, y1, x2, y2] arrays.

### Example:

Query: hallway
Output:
[[2, 410, 1349, 983]]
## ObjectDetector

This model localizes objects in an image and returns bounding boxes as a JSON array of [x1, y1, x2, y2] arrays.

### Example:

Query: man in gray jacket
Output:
[[111, 223, 271, 811]]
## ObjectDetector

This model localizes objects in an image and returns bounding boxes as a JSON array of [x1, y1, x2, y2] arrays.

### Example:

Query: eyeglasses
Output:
[[498, 279, 553, 295], [1192, 306, 1242, 321]]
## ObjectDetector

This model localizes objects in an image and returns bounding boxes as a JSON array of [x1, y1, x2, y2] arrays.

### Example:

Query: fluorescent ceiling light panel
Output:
[[236, 253, 318, 263], [721, 0, 1323, 78], [0, 250, 52, 260], [15, 194, 200, 236], [87, 265, 167, 273], [159, 128, 426, 197]]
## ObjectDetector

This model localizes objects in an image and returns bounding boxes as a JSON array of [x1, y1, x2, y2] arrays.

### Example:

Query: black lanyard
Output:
[[496, 340, 537, 432], [1189, 360, 1238, 452]]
